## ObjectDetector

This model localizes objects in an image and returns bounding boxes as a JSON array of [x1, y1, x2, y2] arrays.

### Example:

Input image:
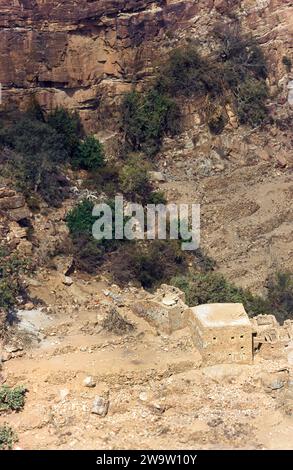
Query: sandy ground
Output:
[[1, 273, 292, 450]]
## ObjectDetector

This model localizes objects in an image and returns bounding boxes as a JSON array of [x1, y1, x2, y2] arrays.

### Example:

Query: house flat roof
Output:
[[190, 303, 251, 328]]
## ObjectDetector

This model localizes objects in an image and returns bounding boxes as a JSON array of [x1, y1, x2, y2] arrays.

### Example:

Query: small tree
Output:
[[66, 199, 95, 237], [3, 117, 67, 164], [74, 136, 105, 170], [47, 107, 82, 157], [1, 117, 70, 206], [121, 90, 180, 157], [156, 46, 215, 97]]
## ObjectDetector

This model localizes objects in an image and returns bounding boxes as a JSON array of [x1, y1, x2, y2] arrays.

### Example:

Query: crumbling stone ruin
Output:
[[133, 287, 293, 367], [132, 284, 188, 335], [252, 314, 293, 355]]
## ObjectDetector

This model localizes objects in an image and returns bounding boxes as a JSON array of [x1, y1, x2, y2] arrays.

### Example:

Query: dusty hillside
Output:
[[159, 159, 293, 293], [0, 272, 293, 450], [0, 0, 293, 452]]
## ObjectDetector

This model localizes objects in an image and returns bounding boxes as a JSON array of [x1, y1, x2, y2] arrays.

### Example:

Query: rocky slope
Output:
[[0, 0, 293, 450], [1, 0, 292, 133], [0, 272, 293, 450]]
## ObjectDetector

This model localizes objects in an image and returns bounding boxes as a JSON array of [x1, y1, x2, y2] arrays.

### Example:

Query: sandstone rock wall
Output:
[[0, 0, 292, 132]]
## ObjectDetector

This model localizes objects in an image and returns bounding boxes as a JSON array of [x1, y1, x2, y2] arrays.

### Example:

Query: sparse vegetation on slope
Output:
[[266, 272, 293, 324], [0, 424, 18, 450], [112, 240, 187, 290], [0, 386, 27, 413], [121, 90, 180, 157], [171, 272, 269, 316], [120, 31, 269, 157], [172, 271, 293, 321], [0, 247, 31, 314]]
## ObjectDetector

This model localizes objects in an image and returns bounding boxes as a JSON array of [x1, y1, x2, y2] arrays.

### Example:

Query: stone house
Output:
[[185, 303, 253, 365]]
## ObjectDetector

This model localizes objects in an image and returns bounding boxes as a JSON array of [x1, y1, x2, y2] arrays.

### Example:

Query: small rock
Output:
[[91, 396, 109, 417], [59, 389, 70, 401], [0, 372, 7, 384], [26, 278, 42, 288], [83, 376, 96, 388], [24, 302, 34, 311], [63, 276, 73, 286], [109, 293, 125, 307], [261, 371, 289, 392], [162, 296, 177, 307], [149, 171, 166, 183], [1, 351, 11, 362], [270, 379, 286, 391], [139, 392, 148, 402], [4, 344, 23, 353]]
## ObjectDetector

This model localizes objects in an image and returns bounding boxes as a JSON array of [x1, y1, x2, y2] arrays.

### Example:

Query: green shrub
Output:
[[0, 117, 70, 207], [193, 248, 216, 272], [218, 33, 267, 81], [156, 46, 222, 98], [66, 199, 129, 274], [85, 163, 120, 198], [207, 104, 227, 135], [118, 155, 152, 202], [74, 136, 105, 171], [47, 107, 82, 158], [171, 272, 268, 316], [112, 240, 187, 289], [266, 272, 293, 324], [121, 90, 180, 157], [2, 117, 68, 163], [101, 307, 135, 335], [0, 385, 27, 412], [6, 153, 70, 208], [66, 199, 95, 237], [25, 97, 45, 122], [66, 198, 128, 242], [0, 248, 31, 313], [235, 79, 269, 127], [0, 424, 18, 450], [148, 191, 167, 205], [83, 163, 120, 197], [70, 233, 105, 274]]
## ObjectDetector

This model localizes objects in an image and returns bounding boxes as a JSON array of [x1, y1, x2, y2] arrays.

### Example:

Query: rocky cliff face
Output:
[[0, 0, 292, 133]]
